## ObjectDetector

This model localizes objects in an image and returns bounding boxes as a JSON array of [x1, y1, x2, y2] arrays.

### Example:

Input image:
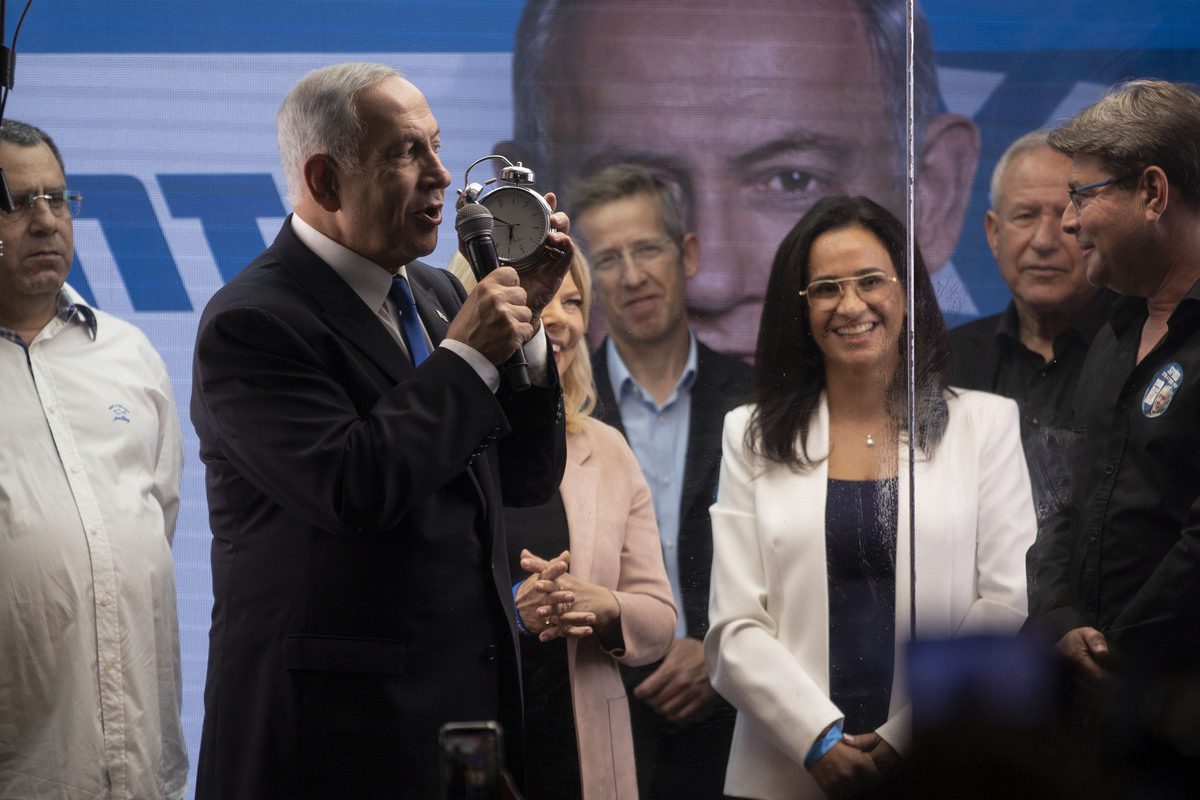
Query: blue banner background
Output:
[[2, 3, 1196, 795]]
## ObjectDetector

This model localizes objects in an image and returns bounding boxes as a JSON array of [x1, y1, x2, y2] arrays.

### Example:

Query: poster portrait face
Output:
[[503, 0, 979, 361]]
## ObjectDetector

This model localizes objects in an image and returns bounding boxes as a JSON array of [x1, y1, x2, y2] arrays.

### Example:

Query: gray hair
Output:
[[989, 130, 1051, 209], [0, 119, 65, 174], [567, 164, 687, 247], [1048, 79, 1200, 205], [511, 0, 940, 190], [277, 62, 401, 206]]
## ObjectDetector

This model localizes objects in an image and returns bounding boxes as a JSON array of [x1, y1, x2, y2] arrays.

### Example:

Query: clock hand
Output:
[[492, 215, 516, 227]]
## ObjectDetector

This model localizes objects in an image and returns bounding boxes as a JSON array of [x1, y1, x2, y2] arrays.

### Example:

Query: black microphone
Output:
[[455, 202, 531, 392]]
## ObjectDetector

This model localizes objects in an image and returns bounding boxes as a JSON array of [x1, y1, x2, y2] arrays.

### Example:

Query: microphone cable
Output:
[[0, 0, 38, 213]]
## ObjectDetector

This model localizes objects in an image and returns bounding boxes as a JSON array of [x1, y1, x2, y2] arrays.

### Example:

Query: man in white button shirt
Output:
[[0, 119, 187, 799]]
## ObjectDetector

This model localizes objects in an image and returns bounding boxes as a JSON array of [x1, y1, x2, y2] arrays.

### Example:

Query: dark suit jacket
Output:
[[591, 338, 752, 640], [191, 219, 565, 800], [593, 337, 752, 798]]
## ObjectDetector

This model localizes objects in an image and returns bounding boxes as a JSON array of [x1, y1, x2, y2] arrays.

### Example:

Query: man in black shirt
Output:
[[952, 131, 1114, 527], [1030, 80, 1200, 684]]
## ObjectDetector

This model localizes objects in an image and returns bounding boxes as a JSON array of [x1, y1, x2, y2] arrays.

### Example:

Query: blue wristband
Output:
[[512, 581, 533, 636], [804, 721, 844, 769]]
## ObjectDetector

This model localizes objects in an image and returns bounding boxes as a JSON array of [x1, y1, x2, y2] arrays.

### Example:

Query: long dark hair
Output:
[[747, 195, 952, 470]]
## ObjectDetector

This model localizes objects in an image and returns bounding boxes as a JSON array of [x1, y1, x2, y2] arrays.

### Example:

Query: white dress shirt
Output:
[[291, 214, 548, 390], [0, 286, 187, 799]]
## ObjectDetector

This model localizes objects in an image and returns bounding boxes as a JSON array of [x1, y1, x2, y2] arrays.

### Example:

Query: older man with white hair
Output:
[[191, 62, 574, 799], [951, 131, 1114, 529]]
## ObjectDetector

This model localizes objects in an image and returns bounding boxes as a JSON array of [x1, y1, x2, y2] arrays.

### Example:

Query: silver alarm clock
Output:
[[460, 156, 554, 269]]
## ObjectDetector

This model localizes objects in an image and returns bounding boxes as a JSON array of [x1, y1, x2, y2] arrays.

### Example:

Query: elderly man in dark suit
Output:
[[191, 62, 573, 800], [571, 165, 753, 799]]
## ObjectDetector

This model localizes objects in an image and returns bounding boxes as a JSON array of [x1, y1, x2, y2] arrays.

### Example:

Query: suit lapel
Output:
[[407, 271, 453, 346], [679, 347, 729, 518], [272, 221, 414, 385], [589, 340, 626, 435], [404, 265, 493, 514], [323, 312, 413, 384]]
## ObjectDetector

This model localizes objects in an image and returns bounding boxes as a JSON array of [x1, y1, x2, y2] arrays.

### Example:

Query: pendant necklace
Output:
[[837, 421, 876, 447]]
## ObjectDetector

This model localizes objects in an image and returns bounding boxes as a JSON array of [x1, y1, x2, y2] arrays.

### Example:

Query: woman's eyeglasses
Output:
[[799, 270, 898, 309]]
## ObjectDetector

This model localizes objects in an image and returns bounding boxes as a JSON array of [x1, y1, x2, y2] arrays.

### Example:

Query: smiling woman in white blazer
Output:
[[704, 196, 1036, 800]]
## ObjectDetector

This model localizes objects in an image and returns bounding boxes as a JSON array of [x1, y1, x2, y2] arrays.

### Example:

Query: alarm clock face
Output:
[[479, 186, 551, 266]]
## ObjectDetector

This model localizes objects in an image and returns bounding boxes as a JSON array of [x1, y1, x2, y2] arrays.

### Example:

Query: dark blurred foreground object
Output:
[[867, 635, 1200, 800], [440, 722, 527, 800]]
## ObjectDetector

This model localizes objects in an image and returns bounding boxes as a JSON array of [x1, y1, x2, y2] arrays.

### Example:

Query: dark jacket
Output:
[[191, 219, 565, 800], [591, 338, 753, 640]]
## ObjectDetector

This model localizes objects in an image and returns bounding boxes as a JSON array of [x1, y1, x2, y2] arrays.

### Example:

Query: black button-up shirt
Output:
[[950, 292, 1115, 523], [1031, 283, 1200, 673]]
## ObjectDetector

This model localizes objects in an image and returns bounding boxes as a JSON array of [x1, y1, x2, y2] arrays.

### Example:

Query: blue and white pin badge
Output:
[[109, 403, 131, 423], [1141, 361, 1183, 419]]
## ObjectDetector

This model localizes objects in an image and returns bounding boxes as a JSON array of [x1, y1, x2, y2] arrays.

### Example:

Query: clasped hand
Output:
[[515, 548, 620, 644], [808, 731, 900, 799]]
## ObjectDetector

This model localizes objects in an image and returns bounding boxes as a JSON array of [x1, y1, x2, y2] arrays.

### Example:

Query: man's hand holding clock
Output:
[[516, 191, 573, 332], [454, 158, 574, 346]]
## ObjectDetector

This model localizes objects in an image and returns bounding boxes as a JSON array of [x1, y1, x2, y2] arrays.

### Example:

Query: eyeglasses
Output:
[[591, 238, 676, 273], [799, 270, 899, 309], [3, 189, 84, 219], [1067, 171, 1140, 212]]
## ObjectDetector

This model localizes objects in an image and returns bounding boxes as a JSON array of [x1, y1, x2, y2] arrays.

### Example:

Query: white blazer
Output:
[[704, 389, 1035, 800]]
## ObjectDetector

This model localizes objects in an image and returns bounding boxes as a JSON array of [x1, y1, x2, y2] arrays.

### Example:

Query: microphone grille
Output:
[[455, 202, 494, 240]]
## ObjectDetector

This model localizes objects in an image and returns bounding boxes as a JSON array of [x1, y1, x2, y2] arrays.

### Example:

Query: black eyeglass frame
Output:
[[1067, 171, 1142, 212]]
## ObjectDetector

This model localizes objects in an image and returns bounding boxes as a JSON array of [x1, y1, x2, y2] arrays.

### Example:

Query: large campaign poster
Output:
[[4, 2, 1196, 793]]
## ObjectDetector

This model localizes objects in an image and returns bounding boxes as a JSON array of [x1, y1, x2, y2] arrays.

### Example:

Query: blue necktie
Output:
[[389, 274, 431, 366]]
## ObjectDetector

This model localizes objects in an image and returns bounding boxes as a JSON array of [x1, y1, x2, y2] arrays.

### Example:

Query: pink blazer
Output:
[[561, 417, 677, 799]]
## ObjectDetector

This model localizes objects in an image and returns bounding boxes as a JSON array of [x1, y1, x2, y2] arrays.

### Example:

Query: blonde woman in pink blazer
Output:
[[451, 248, 676, 799]]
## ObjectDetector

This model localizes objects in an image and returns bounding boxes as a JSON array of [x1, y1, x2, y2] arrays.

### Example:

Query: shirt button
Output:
[[68, 465, 80, 474], [104, 660, 115, 672], [90, 525, 101, 536], [1104, 465, 1115, 476], [99, 596, 110, 607], [484, 645, 497, 662], [46, 404, 57, 414]]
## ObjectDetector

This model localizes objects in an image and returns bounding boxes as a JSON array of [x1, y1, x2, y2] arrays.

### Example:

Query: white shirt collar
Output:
[[290, 213, 402, 313]]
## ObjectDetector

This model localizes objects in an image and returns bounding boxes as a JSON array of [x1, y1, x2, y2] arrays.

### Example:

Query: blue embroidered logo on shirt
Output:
[[1142, 362, 1182, 419], [109, 403, 131, 423]]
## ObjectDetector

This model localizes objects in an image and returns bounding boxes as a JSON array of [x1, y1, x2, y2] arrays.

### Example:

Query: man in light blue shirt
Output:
[[607, 335, 697, 636], [572, 165, 753, 800]]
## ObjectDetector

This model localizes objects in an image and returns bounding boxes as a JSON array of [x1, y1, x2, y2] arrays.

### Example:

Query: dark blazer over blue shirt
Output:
[[592, 337, 752, 799], [191, 219, 565, 800]]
